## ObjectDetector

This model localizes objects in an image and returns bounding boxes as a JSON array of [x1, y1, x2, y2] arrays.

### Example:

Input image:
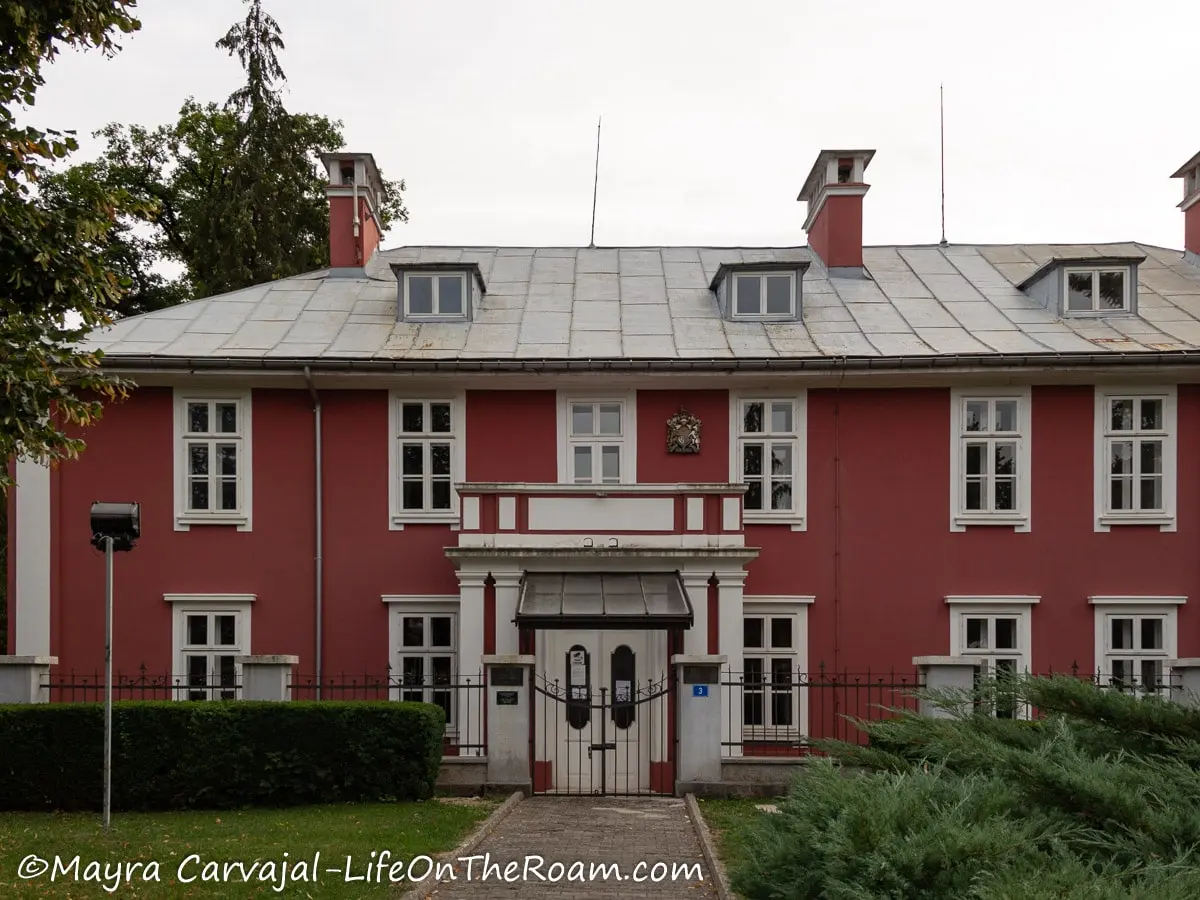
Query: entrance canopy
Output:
[[516, 572, 694, 630]]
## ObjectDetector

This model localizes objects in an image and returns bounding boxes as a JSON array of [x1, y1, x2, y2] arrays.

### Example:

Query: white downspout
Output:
[[304, 367, 323, 698]]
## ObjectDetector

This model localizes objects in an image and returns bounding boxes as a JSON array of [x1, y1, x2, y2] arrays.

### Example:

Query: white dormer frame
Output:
[[730, 270, 798, 320], [1062, 266, 1133, 315], [402, 271, 470, 321]]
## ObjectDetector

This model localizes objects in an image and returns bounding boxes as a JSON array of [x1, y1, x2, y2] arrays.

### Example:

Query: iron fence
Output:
[[47, 668, 240, 703]]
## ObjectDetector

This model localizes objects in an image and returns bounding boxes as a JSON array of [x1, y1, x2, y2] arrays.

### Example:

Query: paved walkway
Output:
[[425, 797, 718, 898]]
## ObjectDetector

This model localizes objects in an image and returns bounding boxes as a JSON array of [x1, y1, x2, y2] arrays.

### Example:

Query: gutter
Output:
[[97, 350, 1200, 375], [303, 367, 324, 699]]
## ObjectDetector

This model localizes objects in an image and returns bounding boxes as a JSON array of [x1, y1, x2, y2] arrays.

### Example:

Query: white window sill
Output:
[[1098, 514, 1175, 527], [743, 515, 806, 532], [391, 514, 461, 531], [176, 514, 249, 529], [953, 514, 1029, 529]]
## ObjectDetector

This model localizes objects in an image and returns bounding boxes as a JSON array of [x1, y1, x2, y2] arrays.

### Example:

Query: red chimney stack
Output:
[[1172, 151, 1200, 262], [322, 152, 384, 270], [798, 149, 874, 273]]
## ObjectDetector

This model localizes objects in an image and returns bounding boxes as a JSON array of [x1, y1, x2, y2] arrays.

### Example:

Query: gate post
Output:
[[673, 654, 725, 794], [483, 654, 534, 795], [913, 656, 979, 718], [1167, 659, 1200, 707], [0, 656, 57, 704], [238, 655, 299, 701]]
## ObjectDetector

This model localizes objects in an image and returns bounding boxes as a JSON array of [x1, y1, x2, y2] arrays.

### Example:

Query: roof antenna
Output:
[[589, 116, 602, 248], [939, 83, 948, 247]]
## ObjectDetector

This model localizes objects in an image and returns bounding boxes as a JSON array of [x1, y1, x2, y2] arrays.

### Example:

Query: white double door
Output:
[[538, 630, 665, 794]]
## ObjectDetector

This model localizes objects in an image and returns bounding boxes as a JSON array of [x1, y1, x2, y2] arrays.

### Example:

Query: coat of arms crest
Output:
[[666, 408, 701, 454]]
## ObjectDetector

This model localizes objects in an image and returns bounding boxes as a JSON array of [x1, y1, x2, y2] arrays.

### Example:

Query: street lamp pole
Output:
[[103, 534, 114, 830]]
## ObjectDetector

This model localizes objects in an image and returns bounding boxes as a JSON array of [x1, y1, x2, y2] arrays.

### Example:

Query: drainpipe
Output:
[[304, 367, 324, 699], [832, 364, 845, 675]]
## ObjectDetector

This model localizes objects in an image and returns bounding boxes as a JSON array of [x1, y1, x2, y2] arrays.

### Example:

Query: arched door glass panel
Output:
[[611, 644, 635, 730], [566, 645, 590, 730]]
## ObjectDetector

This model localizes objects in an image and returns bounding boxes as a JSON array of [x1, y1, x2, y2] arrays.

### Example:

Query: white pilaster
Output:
[[492, 572, 523, 656], [14, 458, 51, 656], [681, 572, 712, 657], [716, 569, 747, 758], [456, 570, 488, 757]]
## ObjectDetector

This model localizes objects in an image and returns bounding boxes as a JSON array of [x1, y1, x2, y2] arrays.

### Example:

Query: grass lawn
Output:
[[697, 797, 783, 876], [0, 797, 496, 897]]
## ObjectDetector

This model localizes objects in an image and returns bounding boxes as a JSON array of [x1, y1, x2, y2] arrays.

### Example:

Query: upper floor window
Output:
[[173, 390, 253, 531], [1094, 387, 1177, 531], [404, 271, 467, 320], [730, 395, 806, 528], [389, 394, 464, 529], [557, 393, 636, 485], [1064, 267, 1130, 313], [732, 271, 796, 319], [949, 389, 1031, 532], [1090, 597, 1184, 697]]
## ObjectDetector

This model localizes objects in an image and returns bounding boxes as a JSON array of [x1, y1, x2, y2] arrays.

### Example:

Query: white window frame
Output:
[[1062, 266, 1132, 314], [173, 388, 253, 531], [1093, 386, 1177, 532], [1090, 596, 1184, 695], [403, 271, 469, 320], [947, 596, 1037, 720], [730, 270, 797, 320], [949, 387, 1031, 532], [385, 597, 460, 734], [166, 594, 254, 701], [556, 391, 637, 485], [742, 597, 812, 742], [388, 392, 466, 530], [729, 392, 807, 530]]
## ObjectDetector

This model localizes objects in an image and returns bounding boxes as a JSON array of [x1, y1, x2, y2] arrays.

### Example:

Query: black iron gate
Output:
[[533, 672, 672, 795]]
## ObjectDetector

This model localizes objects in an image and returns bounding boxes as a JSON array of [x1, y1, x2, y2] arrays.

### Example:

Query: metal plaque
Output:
[[692, 685, 709, 697], [682, 664, 720, 685], [491, 666, 524, 687], [496, 690, 520, 706]]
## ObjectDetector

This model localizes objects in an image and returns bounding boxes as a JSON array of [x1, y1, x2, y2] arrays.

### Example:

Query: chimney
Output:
[[1171, 151, 1200, 264], [797, 149, 874, 275], [321, 151, 385, 270]]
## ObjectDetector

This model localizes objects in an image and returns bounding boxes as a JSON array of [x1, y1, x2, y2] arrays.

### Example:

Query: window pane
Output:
[[770, 444, 792, 475], [1140, 475, 1162, 511], [219, 479, 237, 511], [218, 655, 237, 689], [402, 656, 424, 684], [1067, 272, 1093, 310], [994, 442, 1016, 476], [770, 402, 793, 434], [965, 479, 984, 511], [187, 615, 208, 646], [431, 617, 453, 648], [1098, 271, 1125, 310], [401, 444, 423, 475], [1140, 618, 1163, 650], [965, 443, 987, 476], [600, 446, 620, 480], [437, 276, 463, 314], [966, 618, 987, 649], [1140, 399, 1163, 431], [430, 403, 452, 433], [1110, 399, 1134, 431], [402, 617, 424, 648], [431, 656, 453, 684], [1140, 440, 1162, 475], [744, 657, 763, 682], [597, 404, 621, 435], [1141, 659, 1163, 690], [402, 481, 423, 510], [215, 615, 236, 646], [994, 478, 1015, 511], [743, 691, 764, 726], [994, 618, 1017, 650], [1111, 618, 1133, 650], [401, 403, 424, 433], [431, 480, 452, 510], [1109, 441, 1132, 474], [735, 275, 761, 315], [771, 617, 792, 649], [571, 404, 593, 436], [994, 401, 1017, 432], [190, 480, 210, 511], [1112, 658, 1131, 686], [187, 654, 208, 684], [742, 402, 764, 434], [188, 402, 209, 433], [218, 445, 237, 476], [189, 444, 209, 476], [409, 276, 433, 314], [430, 443, 451, 476], [1110, 476, 1133, 511], [765, 276, 792, 314], [216, 403, 237, 433], [744, 481, 763, 510], [964, 401, 987, 432], [743, 443, 763, 476], [771, 480, 793, 511], [744, 618, 764, 649], [573, 446, 592, 481]]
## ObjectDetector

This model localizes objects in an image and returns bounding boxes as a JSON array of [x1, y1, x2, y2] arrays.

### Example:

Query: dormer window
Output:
[[733, 271, 795, 319], [405, 272, 466, 319], [1065, 267, 1129, 313]]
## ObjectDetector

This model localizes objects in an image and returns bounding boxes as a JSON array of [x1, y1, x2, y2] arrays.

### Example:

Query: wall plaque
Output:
[[496, 690, 519, 706], [666, 408, 701, 454], [491, 666, 524, 687]]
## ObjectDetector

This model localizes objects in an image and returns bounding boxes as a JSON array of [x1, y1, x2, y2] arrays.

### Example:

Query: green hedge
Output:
[[0, 701, 445, 812]]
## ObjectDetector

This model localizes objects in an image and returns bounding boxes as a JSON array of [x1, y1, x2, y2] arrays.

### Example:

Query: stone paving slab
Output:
[[425, 797, 717, 898]]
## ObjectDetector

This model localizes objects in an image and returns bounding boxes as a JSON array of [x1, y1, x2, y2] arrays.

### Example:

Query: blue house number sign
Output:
[[692, 685, 709, 697]]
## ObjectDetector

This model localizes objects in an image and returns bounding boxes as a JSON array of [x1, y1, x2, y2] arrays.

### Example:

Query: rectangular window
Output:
[[395, 612, 457, 727], [733, 397, 804, 522], [950, 390, 1030, 531], [1064, 267, 1130, 313], [404, 272, 467, 319], [1092, 599, 1181, 697], [732, 271, 796, 319], [561, 397, 632, 485], [948, 599, 1035, 719], [390, 395, 463, 527], [742, 609, 802, 733], [174, 391, 252, 530], [1096, 388, 1176, 530], [169, 597, 253, 701]]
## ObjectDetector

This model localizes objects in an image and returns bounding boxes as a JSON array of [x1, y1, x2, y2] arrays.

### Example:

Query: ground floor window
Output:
[[388, 603, 459, 729], [1091, 598, 1182, 696], [169, 596, 253, 700], [947, 597, 1036, 719], [741, 598, 811, 739]]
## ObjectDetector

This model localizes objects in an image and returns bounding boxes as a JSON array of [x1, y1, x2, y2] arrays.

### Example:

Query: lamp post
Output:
[[89, 502, 140, 830]]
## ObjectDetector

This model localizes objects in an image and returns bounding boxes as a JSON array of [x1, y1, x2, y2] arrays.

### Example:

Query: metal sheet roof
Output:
[[516, 572, 693, 630], [81, 243, 1200, 362]]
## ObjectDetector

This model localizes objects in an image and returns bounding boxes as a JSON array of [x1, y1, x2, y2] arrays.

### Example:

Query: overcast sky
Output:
[[33, 0, 1198, 251]]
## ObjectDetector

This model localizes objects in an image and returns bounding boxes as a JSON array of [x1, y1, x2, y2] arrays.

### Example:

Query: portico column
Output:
[[491, 572, 524, 657], [681, 571, 712, 657], [716, 569, 747, 758], [456, 570, 487, 758]]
